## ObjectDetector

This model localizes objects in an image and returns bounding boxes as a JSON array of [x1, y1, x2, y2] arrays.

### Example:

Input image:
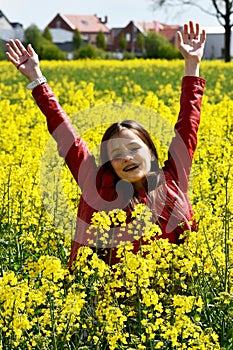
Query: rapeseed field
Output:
[[0, 59, 232, 349]]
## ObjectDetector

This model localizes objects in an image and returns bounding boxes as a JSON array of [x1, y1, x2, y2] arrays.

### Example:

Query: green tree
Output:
[[159, 41, 181, 59], [39, 38, 66, 60], [144, 31, 181, 59], [24, 24, 65, 60], [137, 32, 145, 52], [72, 29, 82, 50], [75, 44, 97, 59], [144, 31, 162, 58], [42, 27, 52, 42], [149, 0, 233, 62], [24, 24, 41, 52], [119, 34, 127, 52], [96, 30, 106, 50], [0, 38, 6, 60]]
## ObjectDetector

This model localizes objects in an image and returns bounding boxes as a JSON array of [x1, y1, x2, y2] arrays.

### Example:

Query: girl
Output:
[[6, 21, 206, 269]]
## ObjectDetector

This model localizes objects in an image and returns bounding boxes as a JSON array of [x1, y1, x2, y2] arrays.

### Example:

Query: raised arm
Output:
[[163, 22, 206, 191], [6, 40, 96, 189]]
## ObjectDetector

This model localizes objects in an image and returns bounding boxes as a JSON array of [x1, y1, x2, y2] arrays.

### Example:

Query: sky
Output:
[[0, 0, 220, 30]]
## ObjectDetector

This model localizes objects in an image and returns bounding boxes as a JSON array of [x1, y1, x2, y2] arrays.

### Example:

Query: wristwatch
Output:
[[27, 76, 47, 90]]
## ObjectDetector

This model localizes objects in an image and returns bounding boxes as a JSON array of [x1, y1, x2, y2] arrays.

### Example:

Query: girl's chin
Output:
[[125, 175, 147, 189]]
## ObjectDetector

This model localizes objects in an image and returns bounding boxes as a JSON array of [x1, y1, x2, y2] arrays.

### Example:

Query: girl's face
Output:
[[107, 128, 154, 190]]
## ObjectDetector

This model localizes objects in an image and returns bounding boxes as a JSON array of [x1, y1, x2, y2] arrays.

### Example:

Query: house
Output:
[[158, 23, 181, 45], [109, 21, 141, 54], [46, 13, 111, 52], [136, 21, 180, 45], [0, 10, 24, 43], [110, 20, 180, 55], [204, 26, 230, 59]]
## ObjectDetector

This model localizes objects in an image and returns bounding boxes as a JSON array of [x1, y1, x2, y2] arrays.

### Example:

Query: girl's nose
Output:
[[123, 152, 133, 160]]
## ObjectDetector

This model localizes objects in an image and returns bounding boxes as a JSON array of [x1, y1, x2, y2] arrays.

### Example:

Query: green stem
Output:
[[223, 165, 231, 293], [49, 294, 58, 350]]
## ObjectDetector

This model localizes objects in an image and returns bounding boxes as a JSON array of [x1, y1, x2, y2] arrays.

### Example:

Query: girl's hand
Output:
[[177, 21, 206, 63], [6, 39, 43, 81], [177, 21, 206, 76]]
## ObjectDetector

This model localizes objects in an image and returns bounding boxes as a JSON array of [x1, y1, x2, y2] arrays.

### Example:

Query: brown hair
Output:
[[100, 120, 159, 173]]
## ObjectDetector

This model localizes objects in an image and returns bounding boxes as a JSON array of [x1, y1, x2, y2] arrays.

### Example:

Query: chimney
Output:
[[99, 16, 108, 24]]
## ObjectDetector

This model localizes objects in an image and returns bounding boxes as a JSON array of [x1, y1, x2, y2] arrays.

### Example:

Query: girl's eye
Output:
[[130, 147, 140, 152], [112, 153, 122, 159]]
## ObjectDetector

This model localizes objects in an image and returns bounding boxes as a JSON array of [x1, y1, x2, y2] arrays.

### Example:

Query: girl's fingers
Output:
[[6, 43, 19, 61], [8, 39, 22, 57], [5, 51, 17, 66], [182, 23, 189, 43], [15, 39, 30, 57], [7, 40, 30, 60], [189, 21, 195, 34], [189, 21, 196, 40], [183, 23, 188, 35], [176, 31, 182, 44], [182, 22, 204, 44], [195, 23, 200, 38], [6, 39, 31, 69], [201, 29, 206, 44], [27, 44, 36, 57]]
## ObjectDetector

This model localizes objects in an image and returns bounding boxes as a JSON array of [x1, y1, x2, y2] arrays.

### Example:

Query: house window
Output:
[[82, 20, 89, 25], [56, 20, 61, 28], [126, 33, 131, 42]]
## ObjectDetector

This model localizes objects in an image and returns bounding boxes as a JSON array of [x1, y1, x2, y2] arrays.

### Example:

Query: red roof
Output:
[[135, 21, 163, 33], [160, 24, 181, 41], [135, 21, 180, 42], [62, 14, 110, 33]]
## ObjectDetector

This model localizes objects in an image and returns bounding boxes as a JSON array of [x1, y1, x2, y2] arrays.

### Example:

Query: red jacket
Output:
[[32, 76, 205, 268]]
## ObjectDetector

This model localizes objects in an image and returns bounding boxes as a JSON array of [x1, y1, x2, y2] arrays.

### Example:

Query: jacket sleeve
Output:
[[163, 76, 206, 192], [32, 83, 97, 189]]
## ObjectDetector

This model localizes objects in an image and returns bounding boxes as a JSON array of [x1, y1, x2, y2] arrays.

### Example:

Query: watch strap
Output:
[[27, 76, 47, 90]]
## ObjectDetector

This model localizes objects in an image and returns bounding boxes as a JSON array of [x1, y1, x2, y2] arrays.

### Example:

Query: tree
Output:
[[24, 24, 65, 60], [149, 0, 233, 62], [24, 24, 41, 52], [72, 29, 82, 50], [43, 27, 52, 42], [96, 30, 106, 50], [39, 37, 66, 60], [137, 32, 145, 53], [119, 34, 127, 52], [0, 38, 6, 60], [75, 44, 97, 59], [144, 31, 181, 59], [144, 31, 161, 58]]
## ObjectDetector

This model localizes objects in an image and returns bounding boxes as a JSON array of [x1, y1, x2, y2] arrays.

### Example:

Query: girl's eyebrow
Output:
[[110, 147, 120, 153]]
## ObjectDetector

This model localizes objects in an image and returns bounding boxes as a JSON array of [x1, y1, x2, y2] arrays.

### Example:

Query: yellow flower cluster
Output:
[[0, 59, 233, 349]]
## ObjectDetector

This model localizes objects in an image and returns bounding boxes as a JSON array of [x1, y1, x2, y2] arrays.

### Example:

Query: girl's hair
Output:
[[100, 120, 159, 172]]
